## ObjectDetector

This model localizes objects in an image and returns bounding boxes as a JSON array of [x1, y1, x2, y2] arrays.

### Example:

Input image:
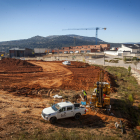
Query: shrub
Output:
[[128, 66, 131, 75], [109, 59, 118, 63], [128, 94, 134, 104], [123, 57, 126, 63], [117, 73, 122, 79], [133, 60, 139, 69], [133, 57, 137, 60]]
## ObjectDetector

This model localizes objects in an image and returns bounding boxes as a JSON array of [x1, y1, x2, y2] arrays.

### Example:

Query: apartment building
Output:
[[34, 44, 110, 55], [55, 44, 110, 54]]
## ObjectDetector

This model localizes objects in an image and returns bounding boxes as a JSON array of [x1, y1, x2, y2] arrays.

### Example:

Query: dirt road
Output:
[[0, 60, 73, 90], [28, 61, 73, 88]]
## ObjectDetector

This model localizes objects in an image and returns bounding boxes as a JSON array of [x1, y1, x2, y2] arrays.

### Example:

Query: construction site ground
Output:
[[0, 58, 140, 139], [0, 59, 116, 92]]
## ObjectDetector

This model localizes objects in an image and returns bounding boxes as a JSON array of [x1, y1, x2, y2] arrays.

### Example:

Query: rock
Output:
[[32, 90, 38, 95], [136, 126, 140, 131], [115, 122, 119, 128]]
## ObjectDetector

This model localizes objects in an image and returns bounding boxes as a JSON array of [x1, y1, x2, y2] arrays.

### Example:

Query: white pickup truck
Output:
[[41, 101, 86, 124]]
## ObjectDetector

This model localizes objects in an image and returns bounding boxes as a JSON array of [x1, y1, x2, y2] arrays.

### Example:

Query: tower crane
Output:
[[63, 27, 106, 45]]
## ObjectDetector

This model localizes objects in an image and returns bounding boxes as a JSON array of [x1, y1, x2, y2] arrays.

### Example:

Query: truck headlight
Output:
[[45, 114, 51, 117]]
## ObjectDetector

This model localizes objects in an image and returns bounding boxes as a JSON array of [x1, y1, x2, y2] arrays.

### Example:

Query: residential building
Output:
[[33, 44, 110, 55], [59, 44, 110, 54], [104, 44, 140, 56], [118, 44, 140, 53]]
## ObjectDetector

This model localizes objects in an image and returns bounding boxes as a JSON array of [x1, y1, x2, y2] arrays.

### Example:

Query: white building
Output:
[[104, 44, 140, 56], [118, 44, 139, 53]]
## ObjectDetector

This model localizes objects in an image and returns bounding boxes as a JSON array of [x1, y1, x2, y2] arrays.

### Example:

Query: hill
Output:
[[0, 35, 121, 52]]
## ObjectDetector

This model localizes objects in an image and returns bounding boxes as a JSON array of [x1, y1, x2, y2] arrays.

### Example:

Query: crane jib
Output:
[[62, 27, 107, 45]]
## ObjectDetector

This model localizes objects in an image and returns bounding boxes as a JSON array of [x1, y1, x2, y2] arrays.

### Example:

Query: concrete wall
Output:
[[123, 51, 131, 56], [132, 49, 137, 53], [41, 54, 86, 61], [34, 48, 48, 53], [25, 57, 38, 60], [123, 53, 137, 57], [104, 51, 118, 56]]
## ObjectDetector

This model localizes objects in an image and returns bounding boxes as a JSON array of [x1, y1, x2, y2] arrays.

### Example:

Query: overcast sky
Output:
[[0, 0, 140, 43]]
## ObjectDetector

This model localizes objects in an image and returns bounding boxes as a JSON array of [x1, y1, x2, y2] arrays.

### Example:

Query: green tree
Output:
[[128, 65, 131, 76]]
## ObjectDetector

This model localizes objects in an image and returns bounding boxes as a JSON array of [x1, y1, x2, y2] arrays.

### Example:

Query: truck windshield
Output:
[[52, 104, 60, 111]]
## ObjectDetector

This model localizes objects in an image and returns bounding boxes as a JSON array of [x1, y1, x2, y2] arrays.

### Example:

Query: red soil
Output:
[[60, 61, 117, 91], [0, 58, 43, 73], [0, 59, 117, 92]]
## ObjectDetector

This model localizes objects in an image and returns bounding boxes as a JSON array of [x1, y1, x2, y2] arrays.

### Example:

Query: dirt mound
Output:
[[0, 58, 43, 73], [71, 61, 90, 68], [60, 62, 117, 92], [0, 58, 35, 67]]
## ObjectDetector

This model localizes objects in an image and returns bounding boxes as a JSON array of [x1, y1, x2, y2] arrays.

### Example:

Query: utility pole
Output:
[[104, 54, 105, 65]]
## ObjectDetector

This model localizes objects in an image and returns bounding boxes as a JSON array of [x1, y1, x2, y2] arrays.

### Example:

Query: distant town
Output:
[[0, 43, 139, 60], [0, 35, 139, 60]]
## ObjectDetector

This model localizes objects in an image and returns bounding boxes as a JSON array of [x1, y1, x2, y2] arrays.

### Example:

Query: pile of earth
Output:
[[60, 61, 117, 92], [0, 58, 43, 73], [0, 58, 35, 67], [70, 61, 90, 68]]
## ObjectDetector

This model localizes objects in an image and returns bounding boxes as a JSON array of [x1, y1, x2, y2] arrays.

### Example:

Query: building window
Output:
[[87, 50, 91, 53]]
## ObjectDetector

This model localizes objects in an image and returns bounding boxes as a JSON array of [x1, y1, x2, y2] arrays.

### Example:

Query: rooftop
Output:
[[9, 48, 25, 51], [58, 101, 73, 107], [123, 44, 140, 49]]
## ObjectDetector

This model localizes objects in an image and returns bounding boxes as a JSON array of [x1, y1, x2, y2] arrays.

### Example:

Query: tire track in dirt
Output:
[[28, 61, 73, 88]]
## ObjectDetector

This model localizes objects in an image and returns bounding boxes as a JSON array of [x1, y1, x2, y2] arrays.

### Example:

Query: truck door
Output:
[[66, 106, 74, 118], [57, 107, 67, 119]]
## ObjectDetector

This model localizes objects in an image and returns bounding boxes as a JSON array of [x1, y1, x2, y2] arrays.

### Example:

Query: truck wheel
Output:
[[50, 117, 57, 124], [75, 113, 81, 120]]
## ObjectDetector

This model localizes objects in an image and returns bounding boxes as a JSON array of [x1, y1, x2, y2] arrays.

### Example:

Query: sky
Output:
[[0, 0, 140, 43]]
